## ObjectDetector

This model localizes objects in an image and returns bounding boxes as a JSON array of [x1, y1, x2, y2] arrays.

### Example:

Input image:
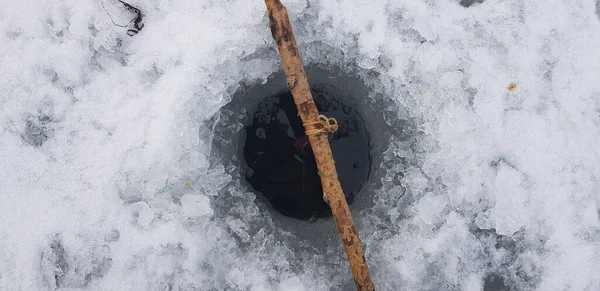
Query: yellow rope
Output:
[[304, 115, 338, 136]]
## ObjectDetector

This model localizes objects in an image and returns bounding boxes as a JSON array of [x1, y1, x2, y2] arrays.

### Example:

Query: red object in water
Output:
[[293, 135, 310, 154]]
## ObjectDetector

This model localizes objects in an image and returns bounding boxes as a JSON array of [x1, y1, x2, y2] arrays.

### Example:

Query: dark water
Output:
[[243, 87, 371, 221]]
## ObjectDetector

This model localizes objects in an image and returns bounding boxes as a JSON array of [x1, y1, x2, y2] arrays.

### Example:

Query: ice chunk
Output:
[[104, 228, 120, 243], [40, 237, 69, 288], [40, 236, 112, 288], [132, 202, 154, 228], [417, 192, 448, 224], [278, 277, 305, 291], [491, 163, 528, 236], [181, 194, 212, 217]]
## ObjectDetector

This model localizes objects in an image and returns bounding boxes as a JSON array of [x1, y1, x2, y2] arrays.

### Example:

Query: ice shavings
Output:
[[1, 0, 600, 290]]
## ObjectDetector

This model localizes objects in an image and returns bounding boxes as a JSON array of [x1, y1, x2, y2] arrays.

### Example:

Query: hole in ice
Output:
[[212, 65, 392, 225], [243, 87, 371, 221]]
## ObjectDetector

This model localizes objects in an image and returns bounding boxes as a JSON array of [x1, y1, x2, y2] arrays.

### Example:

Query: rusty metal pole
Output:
[[263, 1, 375, 290]]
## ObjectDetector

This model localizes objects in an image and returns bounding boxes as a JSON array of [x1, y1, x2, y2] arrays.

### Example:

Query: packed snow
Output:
[[1, 0, 600, 290]]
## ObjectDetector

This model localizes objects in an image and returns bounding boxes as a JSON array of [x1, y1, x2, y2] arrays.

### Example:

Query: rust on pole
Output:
[[263, 0, 375, 290]]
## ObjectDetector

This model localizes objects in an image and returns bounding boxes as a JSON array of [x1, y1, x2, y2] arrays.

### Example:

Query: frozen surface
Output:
[[1, 0, 600, 290]]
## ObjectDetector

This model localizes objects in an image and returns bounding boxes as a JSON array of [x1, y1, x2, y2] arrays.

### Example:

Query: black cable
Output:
[[118, 1, 144, 35], [102, 0, 144, 36]]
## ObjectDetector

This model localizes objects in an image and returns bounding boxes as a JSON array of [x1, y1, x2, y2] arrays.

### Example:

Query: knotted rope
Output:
[[303, 115, 338, 136]]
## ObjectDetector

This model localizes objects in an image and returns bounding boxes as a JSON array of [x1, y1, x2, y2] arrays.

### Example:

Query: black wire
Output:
[[118, 0, 144, 32], [103, 0, 144, 36]]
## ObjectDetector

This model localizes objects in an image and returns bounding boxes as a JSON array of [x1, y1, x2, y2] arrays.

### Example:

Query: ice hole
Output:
[[212, 65, 393, 225]]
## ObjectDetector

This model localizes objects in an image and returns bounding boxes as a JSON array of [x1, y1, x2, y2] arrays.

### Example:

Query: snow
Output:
[[1, 0, 600, 290]]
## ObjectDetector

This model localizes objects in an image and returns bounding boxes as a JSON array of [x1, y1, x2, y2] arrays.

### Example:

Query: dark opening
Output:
[[243, 85, 371, 221]]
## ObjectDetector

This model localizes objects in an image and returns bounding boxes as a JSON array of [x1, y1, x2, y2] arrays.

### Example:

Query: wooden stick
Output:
[[263, 1, 375, 290]]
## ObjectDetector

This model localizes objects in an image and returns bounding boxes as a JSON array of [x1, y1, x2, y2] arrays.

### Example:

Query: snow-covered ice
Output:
[[1, 0, 600, 290]]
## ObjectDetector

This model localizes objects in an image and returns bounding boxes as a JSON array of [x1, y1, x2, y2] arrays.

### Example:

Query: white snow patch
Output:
[[1, 0, 600, 290]]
